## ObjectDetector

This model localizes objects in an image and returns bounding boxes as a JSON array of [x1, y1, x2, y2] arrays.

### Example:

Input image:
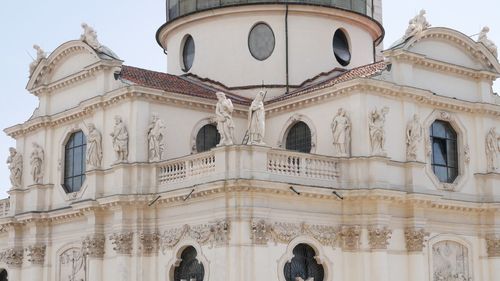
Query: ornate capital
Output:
[[405, 228, 429, 252], [139, 232, 160, 255], [82, 234, 105, 258], [0, 247, 24, 267], [486, 235, 500, 257], [251, 219, 271, 245], [110, 232, 134, 255], [368, 227, 392, 250], [339, 226, 361, 251], [161, 219, 231, 251], [25, 244, 46, 265]]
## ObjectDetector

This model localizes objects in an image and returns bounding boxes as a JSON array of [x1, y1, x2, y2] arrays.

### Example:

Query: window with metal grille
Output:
[[174, 246, 205, 281], [196, 124, 220, 153], [64, 131, 87, 193], [284, 244, 324, 281], [286, 122, 312, 153], [430, 120, 458, 183]]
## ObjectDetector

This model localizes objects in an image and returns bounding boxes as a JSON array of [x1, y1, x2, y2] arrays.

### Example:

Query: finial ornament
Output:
[[478, 26, 498, 58], [404, 9, 431, 40], [29, 44, 46, 76], [80, 22, 101, 50]]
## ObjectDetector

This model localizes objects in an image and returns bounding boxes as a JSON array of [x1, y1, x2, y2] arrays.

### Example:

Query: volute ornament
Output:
[[404, 228, 429, 252], [110, 232, 134, 255], [368, 227, 392, 250], [25, 244, 46, 265], [82, 234, 105, 258]]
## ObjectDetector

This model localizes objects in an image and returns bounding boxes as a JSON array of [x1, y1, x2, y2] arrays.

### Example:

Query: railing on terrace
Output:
[[166, 0, 370, 22], [157, 146, 340, 188], [0, 198, 10, 217]]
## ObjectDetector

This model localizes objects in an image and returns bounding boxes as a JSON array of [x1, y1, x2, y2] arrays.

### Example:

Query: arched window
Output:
[[286, 122, 312, 153], [430, 121, 458, 183], [174, 246, 205, 281], [284, 244, 324, 281], [182, 35, 195, 72], [0, 269, 7, 281], [196, 124, 220, 153], [64, 131, 87, 193], [333, 29, 351, 66]]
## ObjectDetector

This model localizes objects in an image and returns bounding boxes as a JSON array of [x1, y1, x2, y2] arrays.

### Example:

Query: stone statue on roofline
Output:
[[215, 92, 235, 146], [29, 44, 46, 76], [404, 9, 431, 40], [80, 22, 101, 50], [478, 26, 498, 58], [247, 91, 266, 145]]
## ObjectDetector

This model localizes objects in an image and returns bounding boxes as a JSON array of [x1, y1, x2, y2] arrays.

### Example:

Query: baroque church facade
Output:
[[1, 1, 500, 281]]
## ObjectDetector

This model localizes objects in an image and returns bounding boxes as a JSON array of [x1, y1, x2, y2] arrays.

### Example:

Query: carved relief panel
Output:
[[59, 247, 86, 281], [432, 241, 471, 281]]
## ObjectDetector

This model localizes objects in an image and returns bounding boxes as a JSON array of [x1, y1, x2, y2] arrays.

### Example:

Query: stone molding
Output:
[[82, 234, 105, 258], [0, 247, 24, 267], [368, 227, 392, 250], [160, 219, 230, 251], [109, 232, 134, 255], [25, 244, 46, 265], [339, 225, 361, 251], [139, 232, 160, 255], [486, 235, 500, 257], [405, 228, 429, 252], [250, 219, 337, 247]]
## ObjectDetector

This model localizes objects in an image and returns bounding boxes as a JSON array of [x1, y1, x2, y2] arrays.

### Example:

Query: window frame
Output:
[[195, 123, 221, 153], [332, 28, 352, 67], [63, 130, 87, 193], [430, 120, 458, 184], [181, 34, 195, 72], [278, 114, 317, 154], [248, 21, 276, 61], [168, 242, 209, 281], [285, 121, 312, 153]]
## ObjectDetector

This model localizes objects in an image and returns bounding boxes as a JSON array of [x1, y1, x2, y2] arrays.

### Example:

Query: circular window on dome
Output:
[[248, 23, 275, 61], [181, 35, 195, 72], [332, 29, 351, 66]]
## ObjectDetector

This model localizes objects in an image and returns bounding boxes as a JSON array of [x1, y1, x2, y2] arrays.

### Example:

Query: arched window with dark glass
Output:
[[174, 246, 205, 281], [430, 120, 458, 183], [284, 244, 324, 281], [182, 35, 195, 72], [196, 124, 220, 153], [0, 269, 7, 281], [286, 122, 312, 153], [64, 131, 87, 193]]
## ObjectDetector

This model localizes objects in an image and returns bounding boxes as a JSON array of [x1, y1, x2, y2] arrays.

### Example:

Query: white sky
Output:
[[0, 0, 498, 197]]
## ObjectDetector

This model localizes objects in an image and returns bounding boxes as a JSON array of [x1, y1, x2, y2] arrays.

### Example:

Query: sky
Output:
[[0, 0, 499, 197]]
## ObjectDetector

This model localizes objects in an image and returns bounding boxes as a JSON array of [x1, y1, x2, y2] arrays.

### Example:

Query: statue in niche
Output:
[[404, 9, 431, 39], [432, 241, 470, 281], [30, 143, 44, 184], [486, 127, 499, 172], [86, 123, 103, 169], [478, 26, 498, 58], [110, 116, 129, 163], [29, 44, 46, 75], [406, 114, 423, 161], [6, 147, 22, 188], [215, 92, 235, 146], [80, 22, 101, 50], [369, 107, 389, 156], [331, 108, 351, 157], [247, 91, 266, 145], [147, 113, 167, 162]]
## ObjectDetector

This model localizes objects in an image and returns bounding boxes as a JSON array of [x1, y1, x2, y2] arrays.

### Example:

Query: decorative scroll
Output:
[[160, 219, 230, 251]]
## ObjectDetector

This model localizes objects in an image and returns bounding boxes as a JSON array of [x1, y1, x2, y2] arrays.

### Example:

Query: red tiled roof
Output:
[[267, 61, 388, 103], [120, 65, 250, 104]]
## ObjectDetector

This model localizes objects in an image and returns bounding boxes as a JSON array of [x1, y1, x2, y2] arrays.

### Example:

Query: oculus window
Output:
[[248, 22, 275, 61], [430, 120, 458, 183], [64, 131, 87, 193], [196, 124, 220, 152], [284, 244, 325, 281], [182, 35, 195, 72], [286, 122, 312, 153], [333, 29, 351, 66], [174, 246, 205, 281]]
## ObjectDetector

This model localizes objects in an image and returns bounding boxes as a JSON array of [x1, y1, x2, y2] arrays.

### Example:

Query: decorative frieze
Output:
[[405, 228, 429, 252], [486, 235, 500, 257], [139, 232, 160, 255], [0, 247, 24, 267], [25, 244, 46, 265], [368, 227, 392, 250], [339, 225, 361, 251], [250, 220, 338, 247], [161, 219, 230, 251], [109, 232, 134, 255], [82, 234, 105, 258]]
